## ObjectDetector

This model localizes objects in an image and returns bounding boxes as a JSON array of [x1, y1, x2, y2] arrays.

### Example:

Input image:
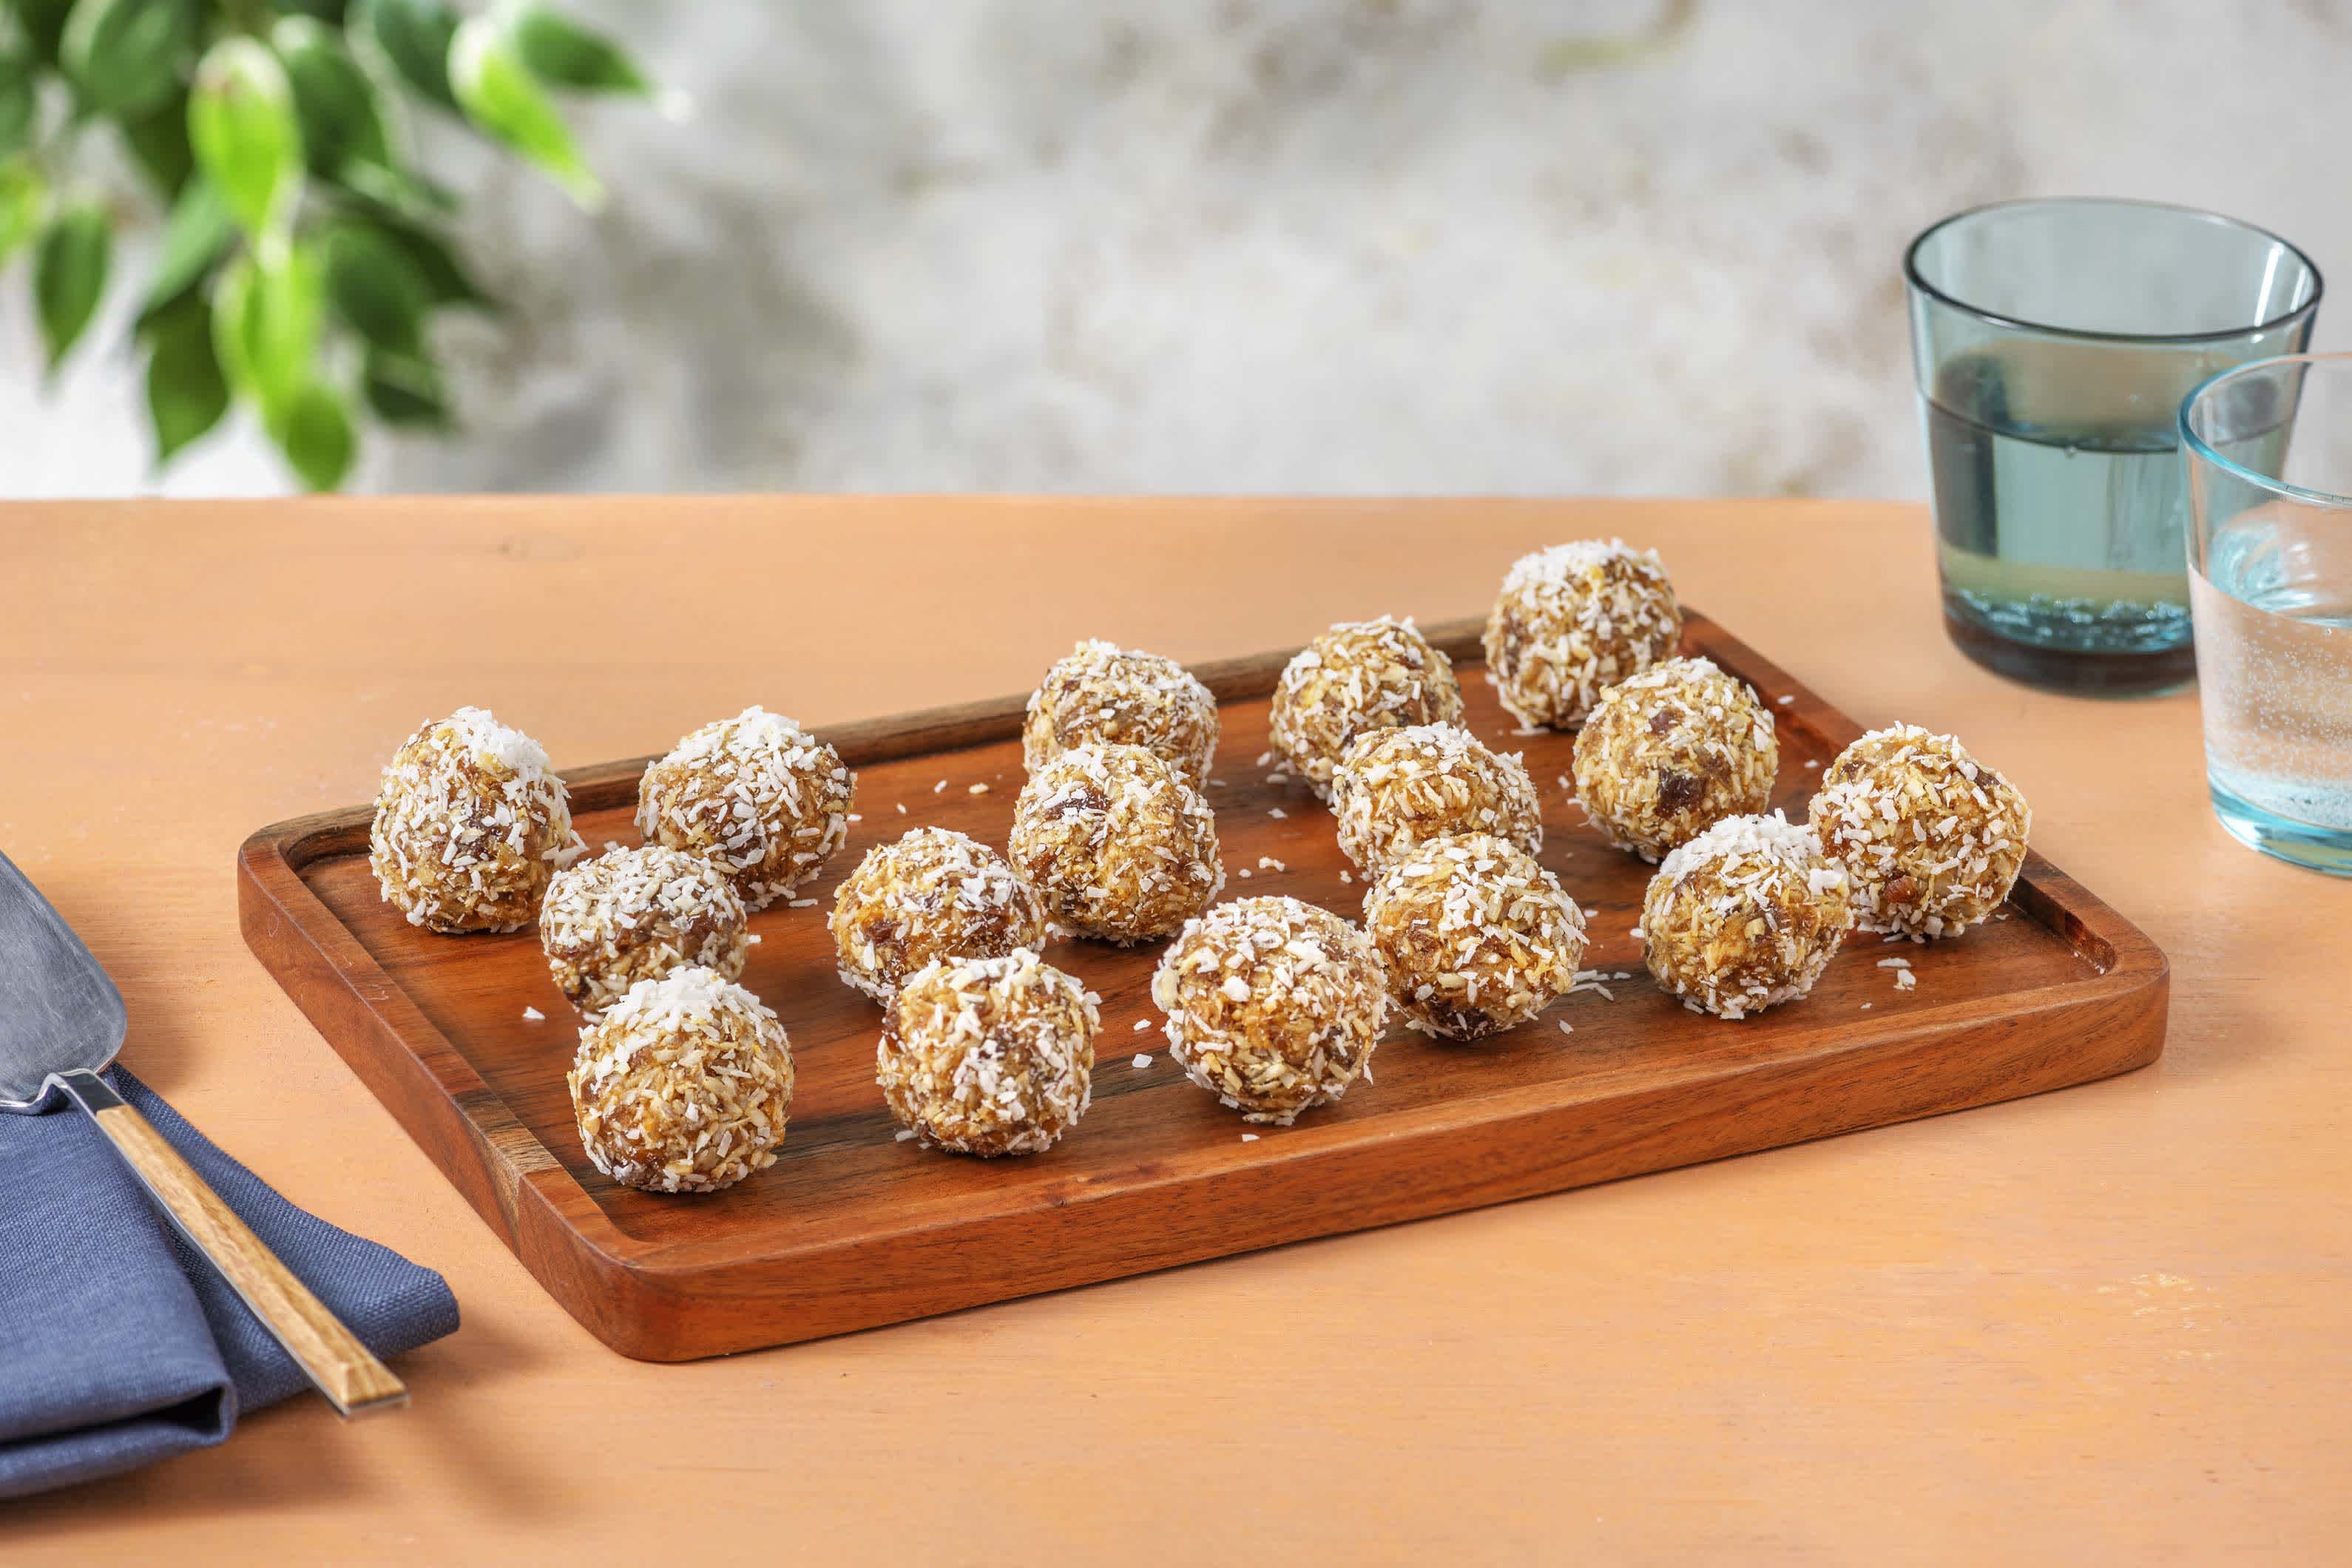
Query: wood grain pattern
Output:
[[237, 609, 2166, 1361], [87, 1101, 409, 1414]]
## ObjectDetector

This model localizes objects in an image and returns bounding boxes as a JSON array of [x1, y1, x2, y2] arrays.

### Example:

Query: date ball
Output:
[[830, 828, 1048, 1001], [636, 706, 854, 911], [1024, 639, 1220, 786], [1008, 743, 1223, 944], [1151, 896, 1388, 1125], [567, 966, 795, 1194], [1331, 723, 1542, 873], [1482, 539, 1681, 729], [879, 950, 1098, 1156], [1572, 656, 1778, 862], [1641, 811, 1852, 1020], [1808, 723, 2030, 939], [1269, 616, 1466, 797], [540, 845, 751, 1019], [1362, 833, 1587, 1041], [369, 706, 584, 934]]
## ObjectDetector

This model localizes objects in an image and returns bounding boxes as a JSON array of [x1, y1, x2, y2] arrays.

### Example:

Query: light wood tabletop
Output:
[[4, 497, 2345, 1562]]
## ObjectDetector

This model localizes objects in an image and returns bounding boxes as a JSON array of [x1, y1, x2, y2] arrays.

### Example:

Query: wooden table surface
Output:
[[4, 498, 2344, 1561]]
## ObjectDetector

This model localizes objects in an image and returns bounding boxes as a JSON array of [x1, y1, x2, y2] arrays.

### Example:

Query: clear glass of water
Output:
[[1906, 199, 2321, 695], [2184, 353, 2352, 875]]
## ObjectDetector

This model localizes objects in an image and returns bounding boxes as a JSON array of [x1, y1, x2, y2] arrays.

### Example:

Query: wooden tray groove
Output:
[[238, 612, 2166, 1359]]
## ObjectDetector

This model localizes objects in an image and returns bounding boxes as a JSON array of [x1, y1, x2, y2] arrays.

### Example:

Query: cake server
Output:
[[0, 848, 407, 1417]]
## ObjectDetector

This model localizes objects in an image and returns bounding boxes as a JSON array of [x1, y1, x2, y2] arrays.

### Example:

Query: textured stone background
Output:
[[5, 0, 2347, 497]]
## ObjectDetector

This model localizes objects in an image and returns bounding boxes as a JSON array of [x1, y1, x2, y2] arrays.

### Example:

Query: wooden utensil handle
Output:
[[59, 1071, 408, 1418]]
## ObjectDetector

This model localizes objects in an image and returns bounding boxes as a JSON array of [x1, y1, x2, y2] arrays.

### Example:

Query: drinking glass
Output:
[[2183, 353, 2352, 875], [1906, 198, 2321, 694]]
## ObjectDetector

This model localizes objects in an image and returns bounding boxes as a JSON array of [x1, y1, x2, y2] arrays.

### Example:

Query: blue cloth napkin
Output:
[[0, 1067, 458, 1499]]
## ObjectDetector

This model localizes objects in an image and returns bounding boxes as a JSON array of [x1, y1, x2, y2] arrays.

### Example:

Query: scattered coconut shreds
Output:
[[746, 933, 762, 945], [1240, 1133, 1260, 1143], [1630, 925, 1645, 940], [1256, 751, 1274, 768], [896, 802, 908, 814], [521, 1005, 544, 1022], [1557, 774, 1571, 791], [933, 780, 947, 794], [788, 897, 818, 908], [1238, 868, 1253, 879], [1212, 778, 1227, 787], [893, 1129, 917, 1143], [1995, 910, 2012, 921], [1258, 856, 1285, 871], [1269, 806, 1288, 820], [970, 783, 990, 794], [1777, 695, 1795, 706], [1876, 956, 1912, 969], [1558, 1020, 1573, 1035], [1895, 970, 1917, 990], [1862, 1001, 1873, 1010], [1132, 1018, 1153, 1031], [1805, 760, 1821, 770], [1133, 1053, 1153, 1069], [1339, 869, 1352, 884]]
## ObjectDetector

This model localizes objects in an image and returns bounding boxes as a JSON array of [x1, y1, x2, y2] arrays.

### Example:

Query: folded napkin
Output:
[[0, 1068, 458, 1499]]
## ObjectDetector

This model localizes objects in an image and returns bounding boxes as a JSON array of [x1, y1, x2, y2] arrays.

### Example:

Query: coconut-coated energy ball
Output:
[[1482, 540, 1681, 729], [1642, 811, 1852, 1020], [369, 706, 583, 934], [1808, 723, 2030, 939], [636, 706, 853, 911], [879, 950, 1098, 1156], [1268, 616, 1466, 797], [1151, 896, 1388, 1125], [567, 965, 795, 1194], [1330, 723, 1543, 873], [1023, 639, 1220, 786], [1362, 832, 1587, 1041], [829, 828, 1048, 1002], [1572, 656, 1778, 862], [540, 845, 750, 1019], [1008, 743, 1223, 944]]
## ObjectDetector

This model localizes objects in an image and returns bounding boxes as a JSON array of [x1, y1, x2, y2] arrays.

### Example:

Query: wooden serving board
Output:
[[238, 612, 2167, 1361]]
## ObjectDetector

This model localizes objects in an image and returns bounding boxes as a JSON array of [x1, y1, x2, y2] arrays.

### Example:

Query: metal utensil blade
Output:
[[0, 849, 128, 1112]]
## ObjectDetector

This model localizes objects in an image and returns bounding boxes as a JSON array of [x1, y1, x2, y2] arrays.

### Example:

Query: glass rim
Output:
[[2180, 351, 2352, 510], [1904, 196, 2325, 345]]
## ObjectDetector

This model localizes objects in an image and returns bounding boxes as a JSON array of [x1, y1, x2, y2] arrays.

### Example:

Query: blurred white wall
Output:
[[4, 0, 2347, 499]]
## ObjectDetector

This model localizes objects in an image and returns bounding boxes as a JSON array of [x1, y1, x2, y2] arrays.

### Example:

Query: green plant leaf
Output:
[[189, 38, 304, 237], [362, 345, 448, 428], [321, 217, 424, 352], [449, 14, 600, 208], [274, 16, 391, 178], [0, 50, 36, 160], [334, 158, 455, 221], [271, 0, 348, 20], [138, 173, 232, 320], [18, 0, 78, 67], [210, 236, 320, 412], [33, 200, 109, 372], [504, 3, 655, 99], [0, 160, 45, 268], [271, 378, 356, 490], [352, 209, 493, 310], [352, 0, 459, 111], [143, 288, 229, 464], [60, 0, 194, 116], [118, 87, 197, 196]]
